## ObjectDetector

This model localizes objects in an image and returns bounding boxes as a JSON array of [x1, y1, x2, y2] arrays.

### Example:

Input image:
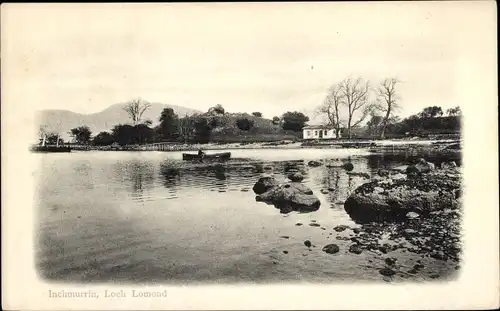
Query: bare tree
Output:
[[123, 98, 152, 125], [340, 78, 372, 138], [38, 125, 48, 145], [317, 83, 344, 138], [376, 78, 401, 139]]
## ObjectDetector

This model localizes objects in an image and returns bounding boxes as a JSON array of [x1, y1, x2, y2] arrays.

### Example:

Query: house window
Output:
[[307, 131, 311, 136], [314, 131, 318, 136], [324, 130, 327, 136]]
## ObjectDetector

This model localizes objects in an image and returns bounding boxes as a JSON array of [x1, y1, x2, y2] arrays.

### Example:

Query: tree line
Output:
[[41, 99, 312, 146], [316, 77, 461, 138], [38, 78, 461, 145]]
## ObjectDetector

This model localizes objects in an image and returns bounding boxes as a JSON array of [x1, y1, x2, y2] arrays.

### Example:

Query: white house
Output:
[[302, 125, 341, 140]]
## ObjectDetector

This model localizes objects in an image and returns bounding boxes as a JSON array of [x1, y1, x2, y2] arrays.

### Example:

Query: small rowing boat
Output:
[[182, 152, 231, 161]]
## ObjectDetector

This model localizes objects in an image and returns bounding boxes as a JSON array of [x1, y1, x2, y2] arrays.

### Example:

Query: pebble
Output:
[[404, 229, 417, 235], [304, 240, 312, 248], [322, 244, 340, 254], [349, 244, 363, 254], [379, 267, 396, 277], [406, 212, 420, 219], [334, 225, 349, 232], [430, 251, 447, 261], [385, 257, 397, 266]]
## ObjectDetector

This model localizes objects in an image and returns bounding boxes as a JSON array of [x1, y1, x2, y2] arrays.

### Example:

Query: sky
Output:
[[2, 2, 491, 124]]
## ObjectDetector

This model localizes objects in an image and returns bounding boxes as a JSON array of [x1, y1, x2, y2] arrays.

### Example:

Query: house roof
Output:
[[303, 125, 335, 130]]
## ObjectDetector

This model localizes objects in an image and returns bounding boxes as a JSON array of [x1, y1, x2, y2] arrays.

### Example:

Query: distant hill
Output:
[[35, 102, 201, 141]]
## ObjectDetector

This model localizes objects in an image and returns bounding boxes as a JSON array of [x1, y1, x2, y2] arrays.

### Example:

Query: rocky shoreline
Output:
[[67, 138, 461, 154], [252, 156, 462, 281]]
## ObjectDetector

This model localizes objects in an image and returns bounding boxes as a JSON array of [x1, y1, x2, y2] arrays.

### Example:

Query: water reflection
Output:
[[282, 161, 306, 175], [138, 152, 459, 210], [36, 149, 461, 283]]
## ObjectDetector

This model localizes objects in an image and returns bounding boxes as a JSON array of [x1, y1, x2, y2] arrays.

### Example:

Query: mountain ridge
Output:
[[36, 102, 201, 141]]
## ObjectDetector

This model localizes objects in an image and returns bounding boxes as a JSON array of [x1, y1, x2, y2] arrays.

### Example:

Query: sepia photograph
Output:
[[2, 2, 498, 310]]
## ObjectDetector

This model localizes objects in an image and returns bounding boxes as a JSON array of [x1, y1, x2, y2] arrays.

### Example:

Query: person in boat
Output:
[[197, 149, 206, 158]]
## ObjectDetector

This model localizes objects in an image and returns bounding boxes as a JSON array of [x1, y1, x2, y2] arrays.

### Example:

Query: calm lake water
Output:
[[35, 148, 460, 284]]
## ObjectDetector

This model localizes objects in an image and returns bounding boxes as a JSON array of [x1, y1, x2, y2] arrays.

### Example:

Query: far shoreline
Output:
[[39, 137, 461, 154]]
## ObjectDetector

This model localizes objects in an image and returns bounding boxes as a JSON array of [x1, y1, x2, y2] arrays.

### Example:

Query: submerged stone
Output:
[[322, 244, 340, 254], [255, 181, 320, 213]]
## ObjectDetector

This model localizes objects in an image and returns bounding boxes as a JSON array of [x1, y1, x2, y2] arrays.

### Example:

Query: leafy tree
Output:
[[134, 124, 155, 144], [123, 98, 152, 125], [207, 104, 225, 115], [93, 131, 115, 146], [252, 112, 263, 117], [281, 111, 310, 132], [69, 126, 92, 145], [177, 115, 196, 142], [111, 124, 135, 145], [192, 116, 212, 143], [446, 106, 461, 116], [236, 118, 254, 131], [272, 116, 280, 125], [385, 113, 461, 137], [420, 106, 443, 118], [46, 133, 64, 145], [111, 124, 155, 145], [158, 108, 179, 141], [366, 115, 383, 136]]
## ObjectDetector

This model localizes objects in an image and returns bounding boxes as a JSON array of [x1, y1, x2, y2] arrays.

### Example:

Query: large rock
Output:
[[406, 158, 435, 175], [322, 244, 340, 254], [343, 162, 354, 172], [288, 172, 304, 182], [344, 168, 461, 223], [255, 182, 320, 213], [252, 175, 280, 194]]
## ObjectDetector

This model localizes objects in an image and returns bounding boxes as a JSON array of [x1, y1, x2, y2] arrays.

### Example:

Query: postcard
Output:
[[1, 2, 498, 310]]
